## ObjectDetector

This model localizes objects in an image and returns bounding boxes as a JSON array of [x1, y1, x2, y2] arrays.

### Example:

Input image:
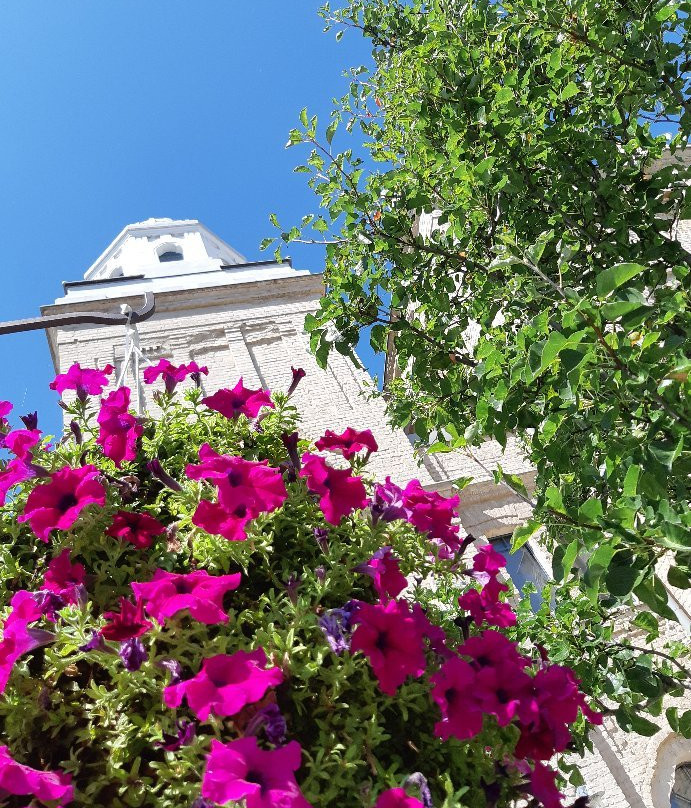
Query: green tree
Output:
[[271, 0, 691, 630]]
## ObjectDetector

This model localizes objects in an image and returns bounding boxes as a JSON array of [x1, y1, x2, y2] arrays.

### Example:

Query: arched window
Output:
[[158, 249, 183, 262], [672, 764, 691, 808]]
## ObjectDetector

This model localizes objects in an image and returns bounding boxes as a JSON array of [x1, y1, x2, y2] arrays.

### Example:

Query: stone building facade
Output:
[[41, 217, 690, 807]]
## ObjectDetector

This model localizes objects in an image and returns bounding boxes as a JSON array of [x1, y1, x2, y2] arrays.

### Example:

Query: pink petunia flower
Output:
[[0, 459, 36, 506], [355, 547, 407, 600], [400, 480, 461, 555], [105, 511, 166, 549], [472, 544, 508, 577], [0, 745, 73, 805], [42, 549, 86, 605], [164, 648, 283, 721], [315, 427, 378, 460], [187, 444, 288, 516], [3, 429, 42, 462], [460, 629, 530, 672], [201, 737, 312, 808], [101, 597, 153, 642], [188, 445, 288, 542], [375, 788, 424, 808], [528, 762, 565, 808], [132, 569, 241, 625], [0, 593, 55, 693], [18, 464, 106, 543], [458, 577, 517, 628], [0, 401, 11, 419], [143, 358, 208, 394], [202, 378, 274, 420], [191, 498, 254, 542], [299, 453, 367, 525], [350, 599, 428, 695], [515, 664, 602, 761], [50, 362, 114, 402], [430, 655, 483, 741], [97, 387, 143, 467]]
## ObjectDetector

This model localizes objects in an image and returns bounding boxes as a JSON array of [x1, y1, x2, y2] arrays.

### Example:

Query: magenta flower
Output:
[[472, 544, 507, 577], [132, 568, 242, 625], [0, 401, 11, 419], [50, 361, 114, 402], [43, 549, 86, 605], [97, 387, 143, 467], [401, 480, 461, 555], [375, 788, 424, 808], [202, 378, 274, 420], [0, 595, 55, 693], [430, 655, 483, 741], [201, 737, 312, 808], [101, 597, 153, 642], [18, 464, 106, 542], [460, 629, 530, 672], [515, 665, 602, 761], [474, 663, 531, 727], [191, 498, 254, 542], [315, 426, 378, 460], [299, 453, 367, 525], [143, 358, 209, 394], [0, 745, 73, 805], [187, 444, 288, 516], [164, 648, 283, 721], [528, 762, 565, 808], [3, 429, 41, 462], [458, 577, 517, 628], [350, 599, 427, 695], [0, 458, 35, 506], [188, 445, 288, 542], [355, 547, 407, 600], [106, 510, 166, 549]]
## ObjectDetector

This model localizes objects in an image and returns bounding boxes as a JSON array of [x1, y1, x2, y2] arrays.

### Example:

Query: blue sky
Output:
[[0, 2, 375, 436]]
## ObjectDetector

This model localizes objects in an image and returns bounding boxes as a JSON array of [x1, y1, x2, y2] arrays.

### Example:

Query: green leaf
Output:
[[453, 476, 474, 492], [544, 485, 565, 513], [326, 120, 338, 145], [634, 576, 679, 622], [559, 539, 580, 582], [595, 263, 646, 298], [511, 518, 541, 552], [668, 566, 691, 590], [632, 611, 660, 640], [679, 710, 691, 738], [622, 465, 640, 497], [560, 81, 579, 101], [299, 107, 309, 127], [494, 86, 513, 105], [605, 556, 643, 596], [616, 707, 660, 736]]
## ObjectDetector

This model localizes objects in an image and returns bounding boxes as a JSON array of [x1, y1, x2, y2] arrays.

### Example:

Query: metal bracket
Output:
[[0, 292, 156, 336]]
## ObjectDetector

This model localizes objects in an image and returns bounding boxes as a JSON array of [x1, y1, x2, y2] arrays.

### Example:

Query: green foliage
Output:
[[274, 0, 691, 623]]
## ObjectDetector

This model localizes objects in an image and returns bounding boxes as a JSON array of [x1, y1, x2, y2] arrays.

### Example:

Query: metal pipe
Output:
[[0, 292, 155, 336]]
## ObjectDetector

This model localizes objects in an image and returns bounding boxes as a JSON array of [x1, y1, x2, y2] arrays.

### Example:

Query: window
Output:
[[158, 250, 183, 262], [490, 534, 549, 611], [672, 764, 691, 808]]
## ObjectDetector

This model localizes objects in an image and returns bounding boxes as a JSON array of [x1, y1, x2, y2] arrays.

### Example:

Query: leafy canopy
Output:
[[269, 0, 691, 618]]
